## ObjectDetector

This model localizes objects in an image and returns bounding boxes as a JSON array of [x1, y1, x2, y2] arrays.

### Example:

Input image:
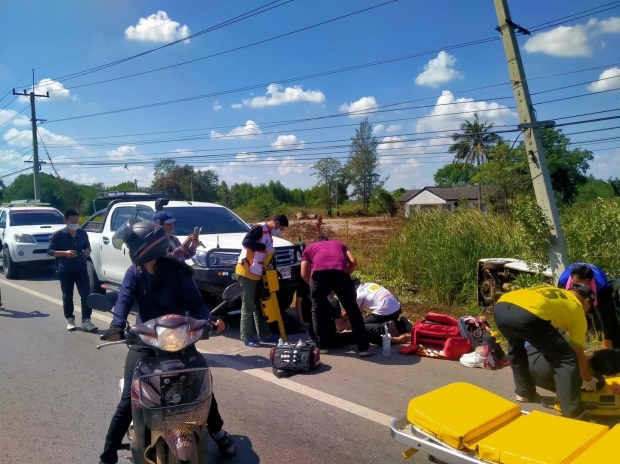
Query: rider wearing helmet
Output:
[[99, 220, 235, 464]]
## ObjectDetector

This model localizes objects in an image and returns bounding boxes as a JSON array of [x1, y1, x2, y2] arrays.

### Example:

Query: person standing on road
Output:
[[494, 283, 596, 419], [153, 211, 199, 261], [558, 263, 620, 349], [300, 235, 376, 357], [235, 214, 289, 347], [48, 208, 98, 332]]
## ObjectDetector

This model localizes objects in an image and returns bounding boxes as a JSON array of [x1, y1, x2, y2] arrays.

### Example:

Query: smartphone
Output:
[[193, 227, 200, 237]]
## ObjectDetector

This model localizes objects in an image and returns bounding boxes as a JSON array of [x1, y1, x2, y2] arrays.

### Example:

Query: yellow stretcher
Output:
[[554, 376, 620, 417], [390, 382, 620, 464], [260, 253, 287, 342]]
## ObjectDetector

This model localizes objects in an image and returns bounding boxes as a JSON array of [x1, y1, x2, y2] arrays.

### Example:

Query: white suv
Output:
[[0, 204, 66, 279]]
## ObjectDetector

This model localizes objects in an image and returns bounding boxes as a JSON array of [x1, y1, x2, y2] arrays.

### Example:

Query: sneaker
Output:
[[516, 392, 541, 403], [67, 318, 76, 332], [211, 431, 237, 457], [359, 346, 377, 358], [81, 318, 98, 332], [460, 351, 485, 369], [244, 337, 261, 347], [386, 320, 400, 338]]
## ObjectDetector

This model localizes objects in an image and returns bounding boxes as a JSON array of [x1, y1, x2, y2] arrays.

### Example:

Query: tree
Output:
[[575, 177, 615, 203], [151, 159, 219, 202], [345, 118, 384, 212], [311, 157, 342, 216], [0, 179, 4, 202], [218, 181, 231, 207], [433, 163, 477, 187], [370, 188, 397, 216], [608, 177, 620, 197], [448, 112, 501, 208]]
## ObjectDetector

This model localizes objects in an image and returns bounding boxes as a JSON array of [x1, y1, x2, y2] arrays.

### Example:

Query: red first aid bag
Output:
[[412, 312, 461, 346]]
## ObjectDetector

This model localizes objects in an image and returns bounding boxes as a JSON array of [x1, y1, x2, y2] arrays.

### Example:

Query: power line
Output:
[[0, 104, 30, 129], [0, 96, 18, 114]]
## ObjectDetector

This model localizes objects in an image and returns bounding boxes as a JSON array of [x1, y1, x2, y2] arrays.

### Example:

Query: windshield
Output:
[[9, 209, 64, 226], [165, 207, 249, 235]]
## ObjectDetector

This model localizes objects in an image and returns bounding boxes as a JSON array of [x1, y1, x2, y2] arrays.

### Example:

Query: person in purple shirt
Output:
[[301, 235, 376, 358]]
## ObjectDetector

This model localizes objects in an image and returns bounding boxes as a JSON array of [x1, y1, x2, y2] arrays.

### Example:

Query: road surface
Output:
[[0, 265, 540, 464]]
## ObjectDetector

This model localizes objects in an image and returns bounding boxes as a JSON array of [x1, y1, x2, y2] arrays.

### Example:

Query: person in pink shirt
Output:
[[301, 235, 376, 358]]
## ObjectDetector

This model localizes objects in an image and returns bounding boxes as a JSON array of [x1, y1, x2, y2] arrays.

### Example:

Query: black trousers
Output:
[[58, 268, 91, 321], [494, 302, 583, 418], [100, 347, 224, 464], [364, 309, 403, 342], [309, 270, 370, 352]]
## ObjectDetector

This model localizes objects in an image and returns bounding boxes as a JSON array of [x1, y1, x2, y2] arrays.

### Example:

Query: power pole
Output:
[[12, 71, 49, 201], [493, 0, 569, 282]]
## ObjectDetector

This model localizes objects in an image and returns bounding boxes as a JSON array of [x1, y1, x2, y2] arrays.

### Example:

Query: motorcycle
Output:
[[89, 283, 241, 464]]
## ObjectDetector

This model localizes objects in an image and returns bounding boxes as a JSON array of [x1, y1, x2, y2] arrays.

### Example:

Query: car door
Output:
[[100, 205, 136, 283], [0, 210, 6, 246]]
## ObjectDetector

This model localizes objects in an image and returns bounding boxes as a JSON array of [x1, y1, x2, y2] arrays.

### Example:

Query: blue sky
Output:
[[1, 0, 619, 192]]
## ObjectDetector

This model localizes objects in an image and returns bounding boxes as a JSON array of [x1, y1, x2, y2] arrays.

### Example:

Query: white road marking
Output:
[[0, 278, 395, 427]]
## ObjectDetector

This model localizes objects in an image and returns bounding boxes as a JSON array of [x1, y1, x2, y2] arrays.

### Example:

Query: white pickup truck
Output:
[[81, 192, 303, 310], [0, 204, 66, 279]]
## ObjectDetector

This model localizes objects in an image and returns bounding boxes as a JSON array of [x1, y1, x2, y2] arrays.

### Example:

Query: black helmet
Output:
[[112, 219, 170, 266]]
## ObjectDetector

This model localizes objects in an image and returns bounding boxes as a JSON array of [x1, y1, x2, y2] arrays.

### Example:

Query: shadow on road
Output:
[[0, 307, 50, 318], [0, 263, 58, 282], [209, 434, 260, 463]]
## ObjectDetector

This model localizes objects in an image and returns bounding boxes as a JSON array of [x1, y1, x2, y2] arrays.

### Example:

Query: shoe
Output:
[[67, 318, 76, 332], [359, 346, 377, 358], [244, 338, 261, 347], [460, 352, 485, 368], [261, 333, 280, 344], [386, 320, 400, 338], [81, 318, 98, 332], [211, 431, 237, 457], [516, 392, 541, 403], [400, 316, 413, 333]]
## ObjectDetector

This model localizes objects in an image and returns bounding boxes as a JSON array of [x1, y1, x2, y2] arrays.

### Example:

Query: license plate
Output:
[[278, 266, 291, 279]]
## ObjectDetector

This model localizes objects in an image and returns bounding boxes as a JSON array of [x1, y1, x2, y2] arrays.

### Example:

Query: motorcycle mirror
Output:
[[221, 283, 241, 303], [87, 293, 114, 312]]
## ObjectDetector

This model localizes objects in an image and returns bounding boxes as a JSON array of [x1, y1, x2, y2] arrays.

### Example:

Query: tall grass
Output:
[[362, 198, 620, 307]]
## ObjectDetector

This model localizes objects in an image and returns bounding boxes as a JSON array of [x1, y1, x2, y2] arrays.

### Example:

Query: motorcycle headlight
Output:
[[14, 233, 35, 243], [187, 327, 205, 345], [138, 324, 191, 352]]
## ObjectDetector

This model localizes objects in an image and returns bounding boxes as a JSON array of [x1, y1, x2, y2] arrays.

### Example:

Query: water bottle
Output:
[[382, 323, 391, 356]]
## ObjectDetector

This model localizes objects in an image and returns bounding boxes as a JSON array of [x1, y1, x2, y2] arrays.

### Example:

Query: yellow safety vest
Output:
[[235, 223, 273, 281]]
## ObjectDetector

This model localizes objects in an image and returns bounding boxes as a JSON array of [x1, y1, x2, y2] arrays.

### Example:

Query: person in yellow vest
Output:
[[494, 283, 596, 419], [236, 214, 289, 347]]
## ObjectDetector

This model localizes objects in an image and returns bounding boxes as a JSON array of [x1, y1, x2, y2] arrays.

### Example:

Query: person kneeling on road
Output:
[[99, 220, 235, 464], [352, 277, 409, 338], [494, 283, 596, 419], [558, 263, 620, 349], [235, 214, 288, 347], [300, 235, 376, 357]]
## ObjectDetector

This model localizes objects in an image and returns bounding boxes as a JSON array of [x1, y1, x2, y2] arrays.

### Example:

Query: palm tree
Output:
[[448, 112, 501, 210]]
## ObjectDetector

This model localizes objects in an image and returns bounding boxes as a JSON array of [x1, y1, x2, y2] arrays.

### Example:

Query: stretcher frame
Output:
[[390, 413, 527, 464]]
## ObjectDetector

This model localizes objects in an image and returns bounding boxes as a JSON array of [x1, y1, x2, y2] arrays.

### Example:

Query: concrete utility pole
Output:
[[12, 71, 49, 201], [493, 0, 569, 282]]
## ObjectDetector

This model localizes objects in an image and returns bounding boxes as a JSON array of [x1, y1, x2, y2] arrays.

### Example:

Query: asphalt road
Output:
[[0, 264, 539, 464]]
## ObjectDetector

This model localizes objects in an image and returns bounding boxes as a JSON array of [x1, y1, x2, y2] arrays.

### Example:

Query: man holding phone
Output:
[[48, 208, 98, 332], [153, 211, 199, 261]]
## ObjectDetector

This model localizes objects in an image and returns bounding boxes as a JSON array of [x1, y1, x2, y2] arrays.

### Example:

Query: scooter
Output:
[[89, 283, 241, 464]]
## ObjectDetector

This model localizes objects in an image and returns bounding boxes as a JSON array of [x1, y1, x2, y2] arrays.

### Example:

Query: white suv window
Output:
[[110, 206, 136, 231]]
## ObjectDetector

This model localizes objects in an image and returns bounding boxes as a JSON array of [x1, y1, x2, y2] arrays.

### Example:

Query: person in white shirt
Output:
[[353, 277, 409, 339]]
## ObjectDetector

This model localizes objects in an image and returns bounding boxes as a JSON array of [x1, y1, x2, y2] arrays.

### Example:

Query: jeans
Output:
[[309, 270, 370, 353], [494, 302, 583, 418], [58, 267, 91, 321], [238, 275, 272, 342], [100, 347, 224, 464]]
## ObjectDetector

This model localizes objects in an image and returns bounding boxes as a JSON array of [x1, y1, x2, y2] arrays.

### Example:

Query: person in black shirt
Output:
[[48, 209, 98, 332]]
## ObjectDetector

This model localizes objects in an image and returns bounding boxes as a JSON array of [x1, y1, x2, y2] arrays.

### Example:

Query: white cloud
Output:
[[271, 134, 305, 150], [588, 67, 620, 92], [211, 120, 262, 140], [213, 102, 223, 110], [0, 109, 30, 127], [108, 145, 139, 161], [229, 152, 258, 166], [231, 103, 243, 109], [589, 148, 620, 179], [278, 156, 304, 175], [110, 165, 152, 184], [3, 127, 75, 147], [415, 51, 463, 87], [373, 124, 385, 135], [386, 124, 402, 133], [125, 11, 190, 44], [17, 78, 70, 102], [415, 90, 516, 134], [242, 84, 325, 108], [340, 96, 378, 118], [524, 17, 620, 57]]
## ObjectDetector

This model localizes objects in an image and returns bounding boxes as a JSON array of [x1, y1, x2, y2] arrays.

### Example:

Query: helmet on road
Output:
[[112, 219, 170, 266]]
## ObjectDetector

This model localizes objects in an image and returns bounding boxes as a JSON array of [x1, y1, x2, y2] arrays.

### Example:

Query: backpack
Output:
[[458, 316, 505, 360], [400, 313, 471, 360], [270, 341, 321, 378]]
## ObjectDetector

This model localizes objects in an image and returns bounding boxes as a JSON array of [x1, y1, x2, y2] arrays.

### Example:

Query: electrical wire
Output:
[[0, 96, 18, 115]]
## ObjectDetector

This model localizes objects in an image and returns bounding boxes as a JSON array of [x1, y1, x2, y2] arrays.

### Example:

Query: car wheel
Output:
[[87, 260, 105, 294], [2, 248, 20, 279]]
